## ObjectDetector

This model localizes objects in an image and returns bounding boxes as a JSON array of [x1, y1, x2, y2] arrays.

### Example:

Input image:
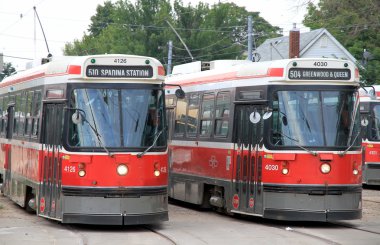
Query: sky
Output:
[[0, 0, 314, 70]]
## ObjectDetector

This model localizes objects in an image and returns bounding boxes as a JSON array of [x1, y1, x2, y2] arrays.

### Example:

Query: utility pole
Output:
[[248, 16, 253, 61], [0, 53, 3, 72], [167, 40, 173, 75]]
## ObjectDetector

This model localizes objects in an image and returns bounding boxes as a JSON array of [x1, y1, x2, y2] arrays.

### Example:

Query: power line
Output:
[[2, 54, 33, 60], [0, 0, 46, 35]]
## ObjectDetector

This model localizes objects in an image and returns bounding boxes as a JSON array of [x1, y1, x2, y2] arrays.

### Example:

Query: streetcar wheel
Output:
[[25, 189, 36, 213]]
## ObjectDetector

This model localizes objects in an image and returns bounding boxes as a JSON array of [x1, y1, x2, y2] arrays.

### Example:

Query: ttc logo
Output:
[[209, 155, 218, 168]]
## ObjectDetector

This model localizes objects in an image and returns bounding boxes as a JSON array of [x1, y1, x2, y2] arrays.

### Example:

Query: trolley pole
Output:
[[167, 40, 173, 75], [248, 15, 253, 61]]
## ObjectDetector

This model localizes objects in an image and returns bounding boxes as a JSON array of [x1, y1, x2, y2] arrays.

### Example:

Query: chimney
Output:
[[289, 23, 300, 58]]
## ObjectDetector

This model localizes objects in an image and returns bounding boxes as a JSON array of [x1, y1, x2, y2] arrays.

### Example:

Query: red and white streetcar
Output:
[[0, 54, 170, 225], [165, 58, 362, 221], [360, 85, 380, 186]]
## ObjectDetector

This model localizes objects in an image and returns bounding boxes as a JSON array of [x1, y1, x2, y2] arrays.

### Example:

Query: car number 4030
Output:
[[313, 61, 328, 67], [265, 164, 279, 171]]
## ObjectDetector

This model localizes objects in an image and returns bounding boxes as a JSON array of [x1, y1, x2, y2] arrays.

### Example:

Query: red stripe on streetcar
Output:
[[273, 153, 296, 161], [267, 68, 284, 77], [355, 68, 359, 79], [319, 153, 333, 161], [158, 66, 166, 76], [67, 65, 82, 74], [0, 72, 45, 88], [172, 72, 238, 87]]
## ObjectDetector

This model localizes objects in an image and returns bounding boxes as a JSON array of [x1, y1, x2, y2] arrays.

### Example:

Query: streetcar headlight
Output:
[[320, 163, 331, 174], [117, 164, 128, 176], [282, 168, 289, 175], [78, 170, 86, 177], [353, 169, 359, 175], [154, 170, 160, 177]]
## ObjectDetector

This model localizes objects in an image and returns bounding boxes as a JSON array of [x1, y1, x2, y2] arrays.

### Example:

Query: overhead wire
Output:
[[0, 0, 46, 35], [1, 0, 378, 67]]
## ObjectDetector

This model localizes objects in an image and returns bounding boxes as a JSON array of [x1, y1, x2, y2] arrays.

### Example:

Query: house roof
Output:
[[255, 28, 357, 63]]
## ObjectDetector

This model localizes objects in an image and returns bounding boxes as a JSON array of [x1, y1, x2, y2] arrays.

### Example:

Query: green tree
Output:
[[303, 0, 380, 84], [64, 0, 281, 67], [0, 62, 16, 82]]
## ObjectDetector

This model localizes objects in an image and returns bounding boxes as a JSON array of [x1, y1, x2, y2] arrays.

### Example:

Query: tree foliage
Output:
[[303, 0, 380, 84], [0, 62, 16, 82], [64, 0, 280, 68]]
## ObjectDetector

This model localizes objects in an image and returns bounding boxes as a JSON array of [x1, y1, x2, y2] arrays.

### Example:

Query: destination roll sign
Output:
[[288, 68, 351, 80], [86, 65, 154, 78]]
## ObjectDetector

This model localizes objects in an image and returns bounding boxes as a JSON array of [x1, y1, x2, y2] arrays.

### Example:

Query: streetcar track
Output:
[[65, 225, 88, 245], [143, 225, 177, 245], [330, 221, 380, 236], [264, 224, 341, 245], [363, 199, 380, 204], [283, 227, 341, 245]]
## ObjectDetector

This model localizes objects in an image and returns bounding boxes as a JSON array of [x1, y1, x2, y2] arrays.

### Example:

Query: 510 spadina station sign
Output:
[[288, 68, 351, 80], [86, 65, 154, 78]]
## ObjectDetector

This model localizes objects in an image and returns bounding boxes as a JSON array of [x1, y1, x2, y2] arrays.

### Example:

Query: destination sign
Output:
[[86, 65, 153, 78], [288, 68, 351, 80]]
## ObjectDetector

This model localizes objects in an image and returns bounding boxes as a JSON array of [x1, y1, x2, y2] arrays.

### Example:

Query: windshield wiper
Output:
[[339, 131, 361, 156], [273, 130, 317, 156], [67, 107, 113, 157], [84, 117, 113, 157], [137, 129, 164, 158]]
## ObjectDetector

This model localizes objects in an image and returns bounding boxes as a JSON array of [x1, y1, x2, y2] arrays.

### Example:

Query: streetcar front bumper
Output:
[[60, 187, 168, 225], [262, 184, 362, 221], [363, 163, 380, 186]]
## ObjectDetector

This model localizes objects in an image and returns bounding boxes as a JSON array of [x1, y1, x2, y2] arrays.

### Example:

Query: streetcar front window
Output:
[[271, 90, 360, 148], [68, 88, 165, 149], [370, 105, 380, 141]]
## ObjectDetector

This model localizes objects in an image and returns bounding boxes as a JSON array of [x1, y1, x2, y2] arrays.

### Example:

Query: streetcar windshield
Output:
[[271, 90, 360, 148], [68, 88, 165, 149], [370, 105, 380, 141]]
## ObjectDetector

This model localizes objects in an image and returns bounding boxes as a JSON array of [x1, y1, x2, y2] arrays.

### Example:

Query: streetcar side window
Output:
[[214, 91, 230, 137], [1, 96, 8, 135], [200, 93, 215, 137], [18, 91, 27, 136], [0, 97, 3, 134], [186, 93, 199, 137], [14, 93, 21, 136], [32, 90, 42, 137], [25, 91, 34, 137], [174, 97, 187, 136]]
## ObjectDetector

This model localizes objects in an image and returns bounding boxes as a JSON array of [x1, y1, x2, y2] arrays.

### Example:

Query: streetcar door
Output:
[[3, 105, 15, 196], [39, 103, 64, 219], [232, 105, 264, 214]]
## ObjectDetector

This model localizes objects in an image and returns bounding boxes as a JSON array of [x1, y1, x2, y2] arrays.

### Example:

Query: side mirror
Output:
[[72, 111, 83, 124], [282, 116, 288, 126], [175, 89, 185, 99], [263, 111, 272, 120], [164, 83, 186, 99]]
